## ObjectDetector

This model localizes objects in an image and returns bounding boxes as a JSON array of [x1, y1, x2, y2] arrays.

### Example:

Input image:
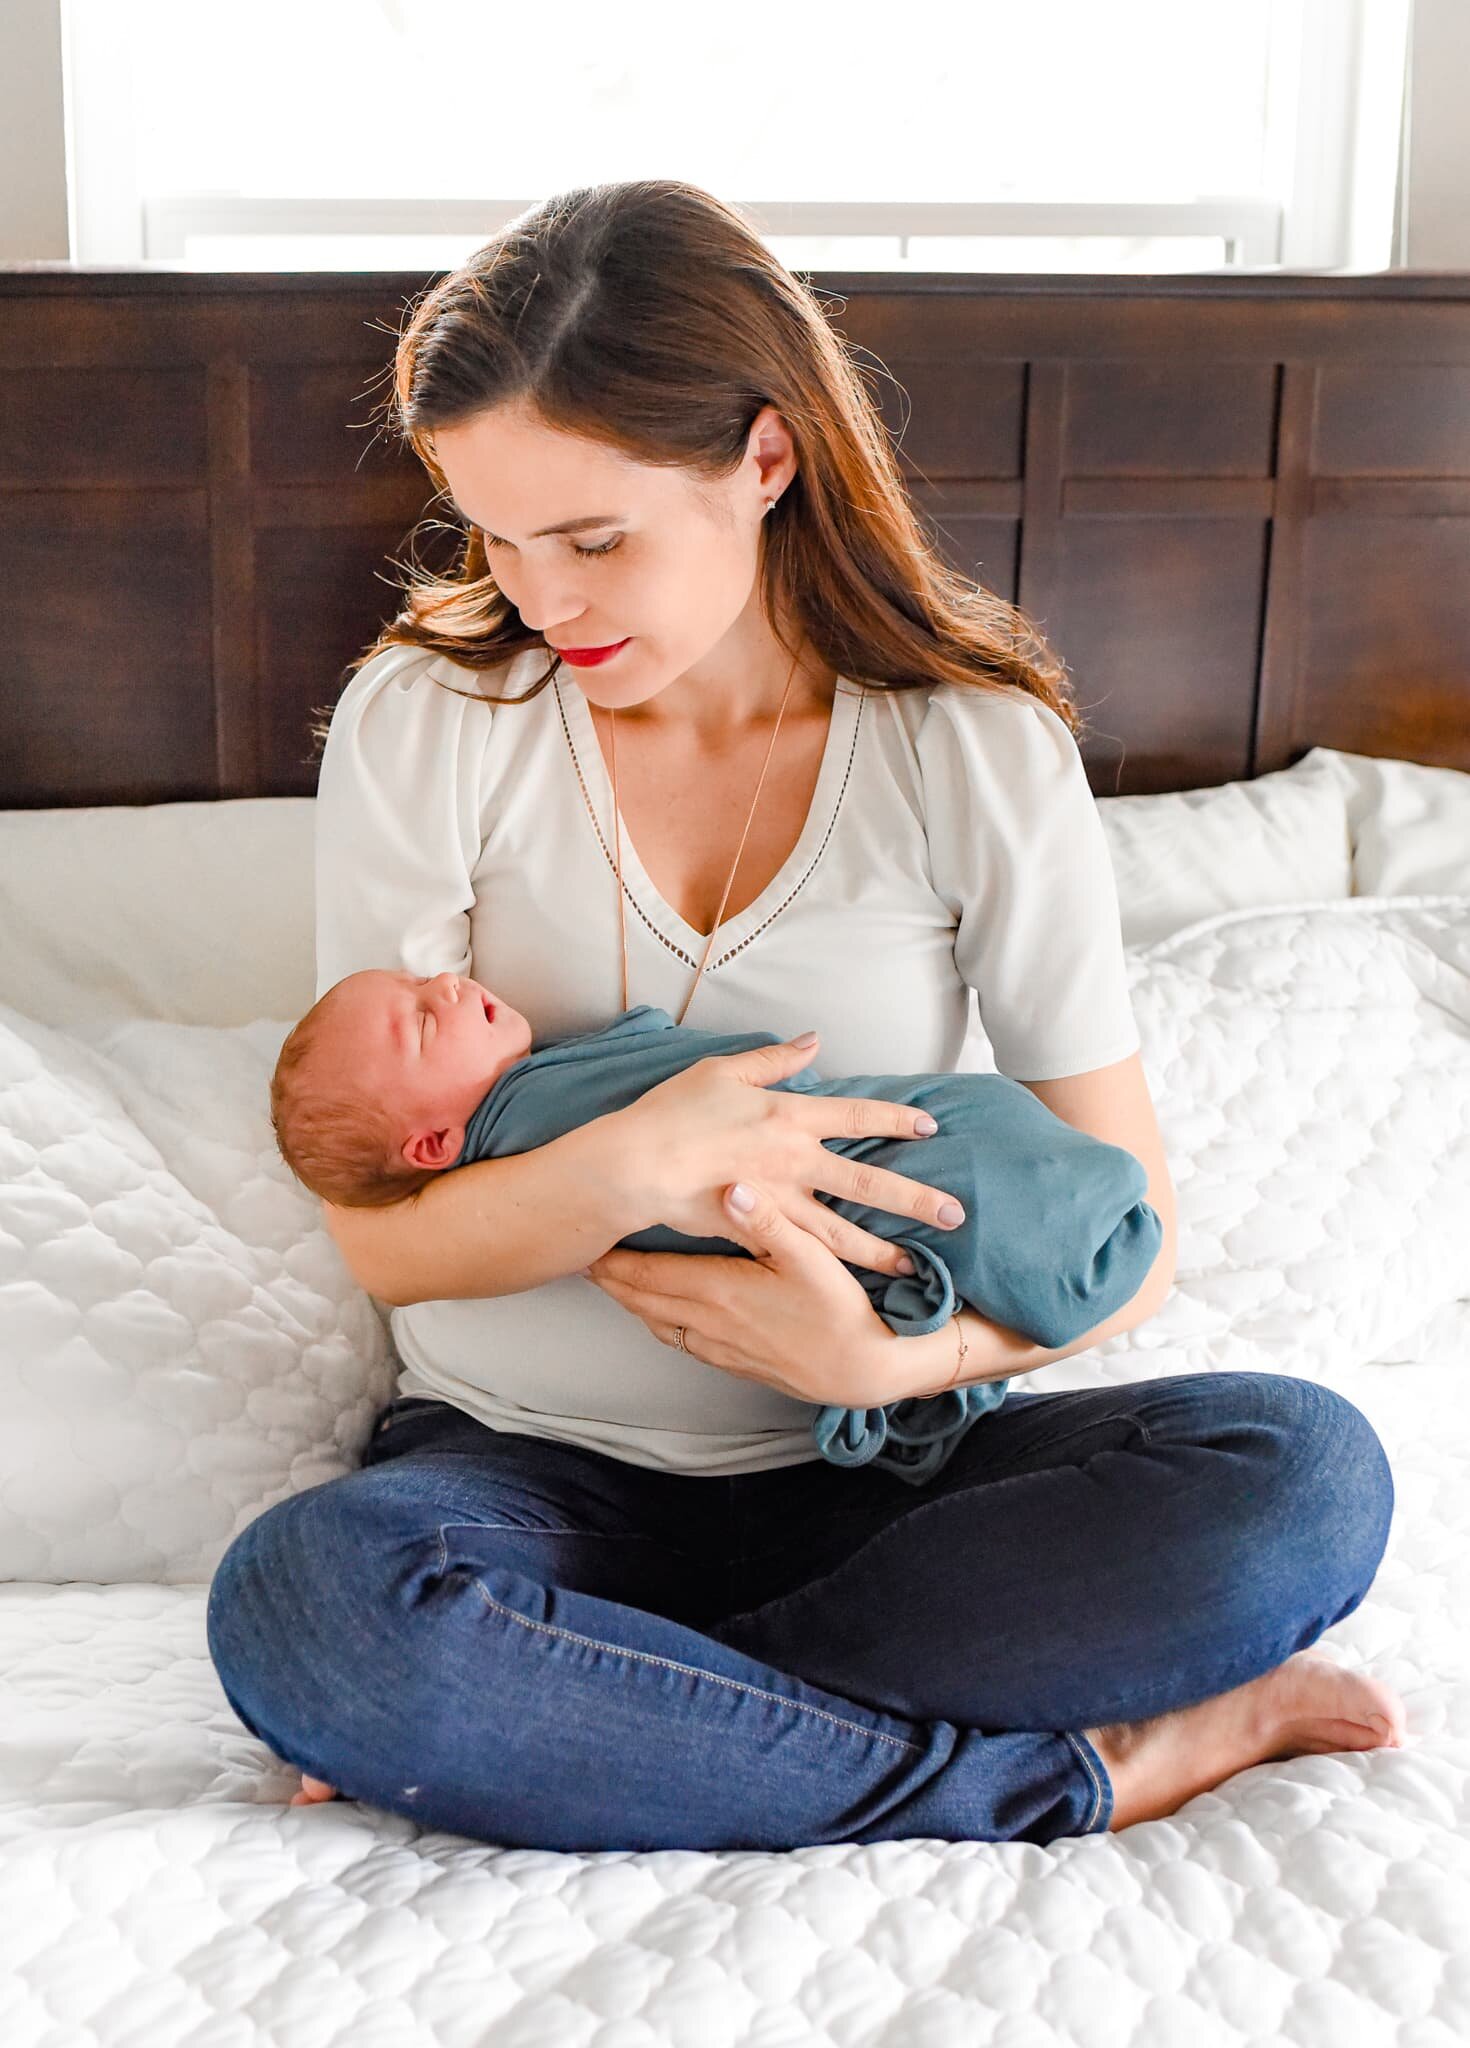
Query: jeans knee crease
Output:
[[465, 1574, 923, 1756]]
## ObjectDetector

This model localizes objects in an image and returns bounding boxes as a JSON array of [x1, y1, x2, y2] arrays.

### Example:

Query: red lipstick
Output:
[[556, 638, 630, 668]]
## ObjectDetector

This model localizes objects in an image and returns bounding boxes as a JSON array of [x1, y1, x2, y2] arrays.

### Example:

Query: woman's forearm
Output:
[[321, 1109, 646, 1307], [852, 1278, 1169, 1407]]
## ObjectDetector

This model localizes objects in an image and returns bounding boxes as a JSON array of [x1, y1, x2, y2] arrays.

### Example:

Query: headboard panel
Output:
[[3, 265, 1469, 805]]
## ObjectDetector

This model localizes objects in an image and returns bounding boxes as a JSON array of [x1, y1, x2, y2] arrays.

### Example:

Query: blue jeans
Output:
[[205, 1370, 1394, 1849]]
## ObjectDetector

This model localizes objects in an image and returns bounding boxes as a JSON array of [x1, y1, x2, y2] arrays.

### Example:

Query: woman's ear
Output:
[[401, 1124, 465, 1170]]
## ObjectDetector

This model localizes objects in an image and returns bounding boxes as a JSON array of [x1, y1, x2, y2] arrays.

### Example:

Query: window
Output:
[[62, 0, 1411, 273]]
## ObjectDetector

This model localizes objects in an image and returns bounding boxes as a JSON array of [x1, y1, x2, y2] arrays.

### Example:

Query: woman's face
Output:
[[428, 398, 795, 715]]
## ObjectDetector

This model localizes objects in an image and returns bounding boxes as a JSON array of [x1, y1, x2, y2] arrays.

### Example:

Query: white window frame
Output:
[[61, 0, 1407, 273], [133, 194, 1285, 269]]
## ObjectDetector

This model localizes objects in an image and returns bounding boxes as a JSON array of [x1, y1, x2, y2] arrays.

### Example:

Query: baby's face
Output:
[[322, 969, 534, 1171]]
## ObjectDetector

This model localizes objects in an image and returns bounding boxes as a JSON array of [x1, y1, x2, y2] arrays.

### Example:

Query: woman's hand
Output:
[[584, 1179, 896, 1409], [614, 1031, 963, 1281]]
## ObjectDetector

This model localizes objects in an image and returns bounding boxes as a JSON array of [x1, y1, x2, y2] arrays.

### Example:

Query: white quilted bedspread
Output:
[[0, 894, 1467, 2047]]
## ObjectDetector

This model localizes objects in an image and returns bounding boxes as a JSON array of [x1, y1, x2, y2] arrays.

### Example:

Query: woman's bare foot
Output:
[[289, 1773, 340, 1807], [1085, 1651, 1406, 1831]]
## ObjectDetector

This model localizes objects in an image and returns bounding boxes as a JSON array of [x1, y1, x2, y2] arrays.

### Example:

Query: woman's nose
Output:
[[522, 613, 585, 640], [513, 586, 587, 638]]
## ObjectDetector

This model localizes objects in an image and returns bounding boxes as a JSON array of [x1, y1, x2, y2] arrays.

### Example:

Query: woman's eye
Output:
[[480, 532, 622, 560]]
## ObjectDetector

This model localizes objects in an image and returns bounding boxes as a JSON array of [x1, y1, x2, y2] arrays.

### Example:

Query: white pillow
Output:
[[1096, 745, 1470, 947], [0, 799, 315, 1034], [0, 745, 1464, 1044], [1096, 751, 1354, 950], [1307, 747, 1470, 897], [0, 999, 392, 1583]]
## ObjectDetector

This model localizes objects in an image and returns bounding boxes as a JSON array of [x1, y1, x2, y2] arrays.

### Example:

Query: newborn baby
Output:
[[271, 969, 1163, 1484]]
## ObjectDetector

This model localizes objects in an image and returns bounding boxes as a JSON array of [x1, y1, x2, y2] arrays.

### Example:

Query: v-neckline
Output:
[[558, 665, 864, 960]]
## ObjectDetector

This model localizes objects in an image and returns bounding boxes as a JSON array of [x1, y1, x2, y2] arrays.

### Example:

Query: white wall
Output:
[[0, 0, 68, 260]]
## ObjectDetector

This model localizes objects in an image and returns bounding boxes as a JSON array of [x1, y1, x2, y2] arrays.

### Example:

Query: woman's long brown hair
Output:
[[336, 178, 1082, 738]]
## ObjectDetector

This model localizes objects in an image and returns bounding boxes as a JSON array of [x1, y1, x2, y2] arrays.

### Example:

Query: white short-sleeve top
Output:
[[314, 642, 1140, 1474]]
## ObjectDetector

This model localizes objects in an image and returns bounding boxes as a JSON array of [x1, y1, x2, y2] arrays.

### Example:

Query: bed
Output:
[[1, 264, 1468, 2047]]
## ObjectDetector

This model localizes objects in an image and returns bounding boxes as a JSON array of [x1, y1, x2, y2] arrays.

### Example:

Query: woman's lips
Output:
[[556, 638, 630, 668]]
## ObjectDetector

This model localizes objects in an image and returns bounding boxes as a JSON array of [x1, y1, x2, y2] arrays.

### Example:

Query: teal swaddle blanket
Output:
[[452, 1005, 1162, 1486]]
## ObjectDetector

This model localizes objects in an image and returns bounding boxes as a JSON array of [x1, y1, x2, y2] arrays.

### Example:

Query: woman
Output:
[[206, 179, 1403, 1848]]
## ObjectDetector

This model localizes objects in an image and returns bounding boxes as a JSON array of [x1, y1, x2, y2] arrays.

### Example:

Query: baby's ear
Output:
[[401, 1125, 464, 1170]]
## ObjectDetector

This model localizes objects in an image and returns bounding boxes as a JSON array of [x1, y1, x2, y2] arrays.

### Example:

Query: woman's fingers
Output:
[[806, 1092, 940, 1143], [806, 1153, 965, 1234], [723, 1035, 823, 1090], [789, 1191, 916, 1276], [590, 1251, 711, 1317], [730, 1187, 914, 1285]]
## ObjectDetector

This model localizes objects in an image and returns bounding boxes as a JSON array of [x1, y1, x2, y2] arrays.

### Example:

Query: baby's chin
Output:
[[471, 1044, 520, 1091]]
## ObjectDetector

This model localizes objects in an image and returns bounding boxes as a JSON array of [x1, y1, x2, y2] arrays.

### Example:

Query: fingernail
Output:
[[729, 1183, 756, 1211], [938, 1201, 964, 1226], [896, 1255, 916, 1275], [792, 1031, 818, 1048], [915, 1115, 938, 1135]]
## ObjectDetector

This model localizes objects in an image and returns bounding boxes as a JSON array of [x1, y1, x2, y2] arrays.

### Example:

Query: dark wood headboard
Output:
[[3, 265, 1469, 806]]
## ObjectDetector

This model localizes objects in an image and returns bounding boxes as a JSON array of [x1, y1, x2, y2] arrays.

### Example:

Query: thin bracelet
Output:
[[950, 1313, 969, 1389]]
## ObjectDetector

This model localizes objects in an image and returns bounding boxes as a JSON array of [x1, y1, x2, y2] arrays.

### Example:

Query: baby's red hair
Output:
[[270, 993, 438, 1209]]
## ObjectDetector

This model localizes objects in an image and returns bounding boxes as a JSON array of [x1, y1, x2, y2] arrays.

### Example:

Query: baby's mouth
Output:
[[481, 995, 496, 1026]]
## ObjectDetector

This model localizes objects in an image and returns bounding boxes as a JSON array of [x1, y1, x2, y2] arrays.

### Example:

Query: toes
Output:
[[1306, 1717, 1398, 1755], [292, 1774, 339, 1804]]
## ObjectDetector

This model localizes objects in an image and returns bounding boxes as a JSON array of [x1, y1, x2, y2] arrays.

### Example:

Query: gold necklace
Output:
[[606, 643, 802, 1026]]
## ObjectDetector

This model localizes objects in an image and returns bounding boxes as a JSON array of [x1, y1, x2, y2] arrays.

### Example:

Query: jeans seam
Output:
[[1062, 1730, 1109, 1832], [435, 1525, 922, 1757], [439, 1522, 674, 1541]]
